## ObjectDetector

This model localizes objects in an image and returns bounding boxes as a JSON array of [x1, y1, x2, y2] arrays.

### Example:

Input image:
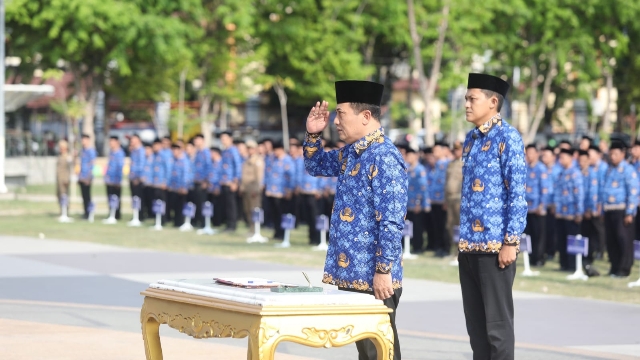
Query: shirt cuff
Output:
[[503, 234, 521, 246], [305, 132, 322, 143], [375, 261, 393, 274]]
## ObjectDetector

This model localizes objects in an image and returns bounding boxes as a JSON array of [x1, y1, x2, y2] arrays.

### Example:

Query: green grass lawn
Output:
[[0, 197, 639, 304]]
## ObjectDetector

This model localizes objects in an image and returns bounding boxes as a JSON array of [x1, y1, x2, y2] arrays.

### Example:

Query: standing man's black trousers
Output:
[[208, 192, 224, 227], [407, 211, 425, 253], [192, 182, 206, 227], [143, 185, 154, 220], [430, 204, 447, 252], [106, 185, 122, 220], [424, 211, 435, 250], [459, 253, 516, 360], [524, 213, 546, 265], [301, 194, 320, 245], [340, 287, 402, 360], [79, 182, 92, 218], [169, 191, 186, 227], [221, 185, 238, 230], [556, 218, 580, 271], [544, 210, 557, 258], [267, 196, 284, 239], [605, 210, 635, 276], [130, 180, 145, 220], [581, 216, 603, 265], [153, 188, 167, 225]]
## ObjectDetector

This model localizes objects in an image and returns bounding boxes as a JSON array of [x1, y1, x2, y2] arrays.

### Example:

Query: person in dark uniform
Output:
[[78, 134, 96, 219], [430, 142, 450, 256], [406, 146, 429, 253], [104, 136, 125, 220], [167, 143, 193, 227], [151, 139, 170, 224], [458, 73, 527, 360], [578, 149, 601, 276], [219, 131, 243, 232], [264, 141, 295, 240], [304, 80, 407, 360], [524, 144, 549, 266], [589, 144, 609, 258], [128, 134, 146, 220], [602, 140, 639, 278], [552, 148, 584, 272], [192, 134, 212, 227]]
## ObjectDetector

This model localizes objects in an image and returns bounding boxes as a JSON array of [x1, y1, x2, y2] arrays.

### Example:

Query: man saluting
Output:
[[459, 73, 527, 360], [303, 80, 408, 360]]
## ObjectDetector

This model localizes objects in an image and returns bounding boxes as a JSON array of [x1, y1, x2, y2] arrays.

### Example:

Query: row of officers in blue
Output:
[[397, 135, 639, 279], [76, 132, 342, 244]]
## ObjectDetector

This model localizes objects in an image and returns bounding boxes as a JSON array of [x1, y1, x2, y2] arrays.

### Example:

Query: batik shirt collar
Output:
[[477, 113, 503, 135], [354, 127, 385, 156]]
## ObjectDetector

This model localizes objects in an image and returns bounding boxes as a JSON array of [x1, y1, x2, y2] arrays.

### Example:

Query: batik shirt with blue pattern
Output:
[[104, 148, 125, 185], [151, 152, 170, 187], [168, 155, 193, 193], [264, 154, 295, 197], [79, 147, 97, 182], [429, 159, 449, 204], [459, 116, 527, 253], [142, 153, 154, 185], [525, 161, 548, 213], [631, 159, 640, 205], [299, 168, 322, 194], [601, 160, 639, 215], [408, 163, 430, 210], [580, 166, 599, 214], [221, 146, 242, 185], [304, 128, 408, 291], [160, 148, 173, 175], [540, 164, 558, 208], [128, 146, 146, 182], [193, 149, 212, 184], [208, 159, 222, 193], [553, 166, 584, 219]]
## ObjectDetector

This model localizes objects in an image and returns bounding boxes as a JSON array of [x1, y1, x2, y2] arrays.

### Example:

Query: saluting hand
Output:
[[306, 101, 330, 134]]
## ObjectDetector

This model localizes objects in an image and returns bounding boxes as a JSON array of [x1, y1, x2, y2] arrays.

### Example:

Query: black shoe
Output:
[[585, 265, 600, 277], [546, 254, 555, 261]]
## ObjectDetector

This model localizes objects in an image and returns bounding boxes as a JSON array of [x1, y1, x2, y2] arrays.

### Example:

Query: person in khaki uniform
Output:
[[240, 140, 265, 233], [56, 139, 72, 215], [444, 141, 463, 256]]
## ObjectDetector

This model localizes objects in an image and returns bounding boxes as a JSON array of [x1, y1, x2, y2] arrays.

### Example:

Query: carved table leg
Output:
[[142, 316, 163, 360]]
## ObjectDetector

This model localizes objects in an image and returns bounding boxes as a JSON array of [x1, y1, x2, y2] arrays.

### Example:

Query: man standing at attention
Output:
[[219, 131, 243, 232], [128, 134, 146, 220], [458, 73, 527, 360], [304, 80, 407, 360], [104, 136, 125, 220], [78, 134, 97, 219]]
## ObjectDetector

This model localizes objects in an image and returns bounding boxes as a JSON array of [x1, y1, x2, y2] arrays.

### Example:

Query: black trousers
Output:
[[153, 188, 167, 224], [339, 287, 402, 360], [556, 219, 580, 271], [237, 192, 246, 226], [604, 210, 635, 276], [424, 211, 435, 250], [524, 213, 546, 265], [459, 253, 516, 360], [192, 182, 207, 227], [545, 210, 557, 257], [221, 185, 238, 230], [267, 196, 285, 239], [430, 204, 447, 252], [581, 217, 603, 265], [301, 194, 320, 245], [106, 185, 122, 220], [262, 190, 273, 227], [143, 185, 154, 220], [208, 192, 224, 227], [169, 191, 186, 227], [407, 211, 425, 253], [130, 181, 145, 220], [79, 182, 92, 218]]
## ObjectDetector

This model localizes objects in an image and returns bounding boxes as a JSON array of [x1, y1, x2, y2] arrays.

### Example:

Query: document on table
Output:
[[214, 277, 298, 288]]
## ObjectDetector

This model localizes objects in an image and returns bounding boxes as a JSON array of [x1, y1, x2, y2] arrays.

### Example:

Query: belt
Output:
[[603, 203, 627, 212]]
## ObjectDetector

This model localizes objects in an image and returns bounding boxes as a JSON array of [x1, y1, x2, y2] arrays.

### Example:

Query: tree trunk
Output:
[[602, 70, 613, 134], [525, 54, 557, 144], [200, 95, 212, 147], [177, 69, 187, 140], [82, 90, 96, 147], [274, 82, 290, 152], [424, 0, 450, 143], [407, 0, 432, 146]]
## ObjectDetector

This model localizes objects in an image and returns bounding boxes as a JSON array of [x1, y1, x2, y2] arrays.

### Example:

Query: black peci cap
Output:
[[578, 150, 589, 157], [610, 140, 627, 151], [559, 148, 574, 156], [467, 73, 510, 98], [335, 80, 384, 106]]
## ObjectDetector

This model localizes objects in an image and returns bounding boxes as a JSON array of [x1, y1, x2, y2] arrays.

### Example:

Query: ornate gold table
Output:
[[140, 279, 394, 360]]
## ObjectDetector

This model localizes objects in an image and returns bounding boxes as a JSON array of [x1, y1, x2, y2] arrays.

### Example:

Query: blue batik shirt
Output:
[[553, 166, 584, 219], [168, 155, 193, 193], [601, 160, 639, 215], [429, 159, 449, 204], [525, 161, 547, 213], [142, 153, 154, 185], [221, 146, 242, 184], [408, 163, 430, 210], [151, 152, 170, 187], [208, 159, 222, 193], [79, 147, 97, 182], [160, 148, 173, 175], [104, 148, 125, 185], [580, 167, 599, 214], [304, 128, 408, 291], [631, 159, 640, 205], [129, 146, 146, 181], [540, 164, 557, 208], [293, 156, 305, 190], [459, 116, 527, 253], [299, 168, 322, 194], [264, 155, 295, 197], [193, 148, 212, 183]]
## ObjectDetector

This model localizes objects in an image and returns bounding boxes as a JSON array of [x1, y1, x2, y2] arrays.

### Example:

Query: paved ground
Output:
[[0, 234, 638, 359]]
